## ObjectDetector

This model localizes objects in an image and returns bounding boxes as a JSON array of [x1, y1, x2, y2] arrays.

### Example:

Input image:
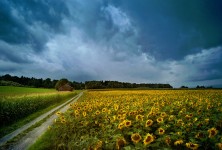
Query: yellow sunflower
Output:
[[116, 138, 126, 150], [174, 139, 183, 146], [208, 127, 218, 138], [131, 133, 142, 144], [136, 114, 144, 121], [158, 128, 165, 135], [143, 133, 154, 146], [186, 142, 199, 150], [145, 119, 153, 127], [157, 117, 164, 123], [124, 120, 132, 127]]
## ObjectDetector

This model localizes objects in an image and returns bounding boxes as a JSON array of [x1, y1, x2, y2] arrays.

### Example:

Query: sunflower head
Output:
[[145, 119, 153, 127], [157, 117, 164, 123], [136, 115, 144, 121], [124, 120, 132, 127], [186, 142, 199, 150], [174, 140, 183, 146], [158, 128, 165, 135], [131, 133, 142, 144], [208, 127, 218, 138], [116, 138, 126, 150], [165, 136, 171, 146], [143, 133, 154, 146]]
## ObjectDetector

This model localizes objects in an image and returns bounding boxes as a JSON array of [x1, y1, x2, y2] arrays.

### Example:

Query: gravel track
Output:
[[0, 92, 83, 150]]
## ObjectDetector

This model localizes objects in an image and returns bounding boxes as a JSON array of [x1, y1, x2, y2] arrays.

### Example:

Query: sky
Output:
[[0, 0, 222, 87]]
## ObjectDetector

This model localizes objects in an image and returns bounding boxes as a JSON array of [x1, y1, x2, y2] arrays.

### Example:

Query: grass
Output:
[[0, 86, 56, 96], [0, 86, 81, 138]]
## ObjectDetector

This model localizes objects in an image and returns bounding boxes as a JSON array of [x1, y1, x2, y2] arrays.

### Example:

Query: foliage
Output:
[[31, 90, 222, 149], [85, 80, 173, 89], [0, 80, 24, 87], [55, 79, 69, 90], [0, 91, 77, 128]]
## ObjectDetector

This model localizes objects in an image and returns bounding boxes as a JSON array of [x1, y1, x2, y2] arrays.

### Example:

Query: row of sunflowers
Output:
[[48, 90, 221, 149]]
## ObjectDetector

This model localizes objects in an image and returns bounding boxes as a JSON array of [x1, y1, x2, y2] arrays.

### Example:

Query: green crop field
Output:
[[0, 86, 80, 138], [0, 86, 56, 96]]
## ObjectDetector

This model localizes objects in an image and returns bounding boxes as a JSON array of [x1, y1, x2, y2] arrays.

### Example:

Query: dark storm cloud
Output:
[[0, 0, 222, 87], [0, 0, 69, 51], [111, 0, 222, 60]]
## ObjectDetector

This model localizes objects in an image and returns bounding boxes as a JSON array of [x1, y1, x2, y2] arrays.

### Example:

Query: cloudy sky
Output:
[[0, 0, 222, 87]]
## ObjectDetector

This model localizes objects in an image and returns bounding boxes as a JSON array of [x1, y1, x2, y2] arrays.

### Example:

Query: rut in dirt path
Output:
[[0, 92, 83, 150]]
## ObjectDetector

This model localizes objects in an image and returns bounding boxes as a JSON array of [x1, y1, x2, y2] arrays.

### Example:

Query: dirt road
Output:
[[0, 92, 83, 150]]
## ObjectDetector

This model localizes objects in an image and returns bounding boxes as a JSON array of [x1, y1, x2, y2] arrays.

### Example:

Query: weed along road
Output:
[[0, 92, 83, 150]]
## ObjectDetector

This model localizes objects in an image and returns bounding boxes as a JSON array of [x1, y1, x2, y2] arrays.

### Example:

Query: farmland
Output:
[[0, 86, 80, 138], [30, 89, 222, 150]]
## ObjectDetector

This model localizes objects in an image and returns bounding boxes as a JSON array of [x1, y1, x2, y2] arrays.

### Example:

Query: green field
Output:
[[0, 86, 56, 96], [0, 86, 80, 138]]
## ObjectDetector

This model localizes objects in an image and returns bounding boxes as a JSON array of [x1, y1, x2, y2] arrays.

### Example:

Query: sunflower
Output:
[[136, 114, 144, 121], [208, 127, 218, 138], [102, 108, 107, 113], [217, 143, 222, 150], [94, 140, 103, 150], [195, 132, 204, 139], [145, 119, 153, 127], [131, 133, 142, 144], [56, 111, 61, 116], [124, 120, 132, 127], [157, 117, 164, 123], [168, 115, 174, 121], [116, 138, 126, 150], [158, 128, 165, 135], [95, 110, 100, 115], [161, 112, 167, 117], [118, 122, 124, 130], [143, 133, 154, 146], [186, 142, 199, 150], [174, 140, 183, 146], [83, 111, 87, 117], [165, 136, 171, 146]]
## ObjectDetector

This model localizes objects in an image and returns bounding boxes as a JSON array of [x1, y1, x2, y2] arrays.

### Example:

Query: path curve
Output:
[[0, 92, 83, 150]]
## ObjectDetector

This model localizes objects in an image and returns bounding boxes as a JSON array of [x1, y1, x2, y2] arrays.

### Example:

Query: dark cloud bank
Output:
[[0, 0, 222, 87]]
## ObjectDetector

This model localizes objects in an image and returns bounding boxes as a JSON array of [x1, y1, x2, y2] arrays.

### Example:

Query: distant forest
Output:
[[0, 74, 173, 89]]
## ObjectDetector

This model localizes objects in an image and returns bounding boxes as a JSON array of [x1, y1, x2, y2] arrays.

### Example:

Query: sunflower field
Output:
[[38, 90, 222, 150]]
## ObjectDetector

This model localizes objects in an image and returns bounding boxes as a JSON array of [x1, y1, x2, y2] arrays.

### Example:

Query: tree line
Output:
[[0, 74, 84, 89], [85, 81, 173, 89], [0, 74, 173, 89]]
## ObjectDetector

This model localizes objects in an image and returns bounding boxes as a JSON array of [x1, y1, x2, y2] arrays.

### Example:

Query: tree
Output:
[[55, 79, 69, 90]]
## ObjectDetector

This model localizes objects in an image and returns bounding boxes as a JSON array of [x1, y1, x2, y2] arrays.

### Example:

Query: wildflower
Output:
[[174, 140, 183, 146], [195, 132, 204, 139], [131, 133, 142, 144], [186, 142, 199, 150], [158, 128, 165, 135], [94, 140, 103, 150], [165, 136, 171, 146], [124, 120, 132, 127], [208, 127, 218, 138], [161, 112, 167, 117], [217, 143, 222, 150], [95, 110, 100, 115], [102, 108, 107, 113], [143, 133, 154, 146], [118, 122, 124, 130], [83, 111, 87, 117], [136, 114, 144, 121], [157, 117, 164, 123], [116, 138, 126, 150], [145, 119, 153, 127], [56, 111, 61, 116], [168, 115, 174, 121]]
